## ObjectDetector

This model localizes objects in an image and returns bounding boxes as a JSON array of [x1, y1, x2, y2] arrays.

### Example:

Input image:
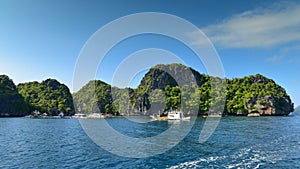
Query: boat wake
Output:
[[167, 134, 299, 168]]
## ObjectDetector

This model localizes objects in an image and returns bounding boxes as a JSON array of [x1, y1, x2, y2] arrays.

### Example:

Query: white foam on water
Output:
[[167, 155, 227, 169], [167, 134, 293, 169]]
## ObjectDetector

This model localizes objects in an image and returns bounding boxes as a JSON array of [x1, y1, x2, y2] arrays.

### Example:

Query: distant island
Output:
[[0, 63, 294, 117], [0, 75, 74, 117], [294, 105, 300, 115]]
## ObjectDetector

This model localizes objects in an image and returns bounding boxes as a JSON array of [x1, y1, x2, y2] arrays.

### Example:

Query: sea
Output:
[[0, 115, 299, 168]]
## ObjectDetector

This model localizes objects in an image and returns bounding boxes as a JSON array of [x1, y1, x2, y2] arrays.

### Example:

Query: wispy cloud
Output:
[[266, 55, 283, 63], [191, 2, 300, 48], [281, 44, 300, 53]]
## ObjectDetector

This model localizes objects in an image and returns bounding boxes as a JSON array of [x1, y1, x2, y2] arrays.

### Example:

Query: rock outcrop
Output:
[[246, 96, 293, 116], [0, 75, 30, 117], [225, 74, 294, 116], [73, 64, 294, 116]]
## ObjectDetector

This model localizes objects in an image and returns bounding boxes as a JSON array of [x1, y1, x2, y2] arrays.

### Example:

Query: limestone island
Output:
[[0, 64, 294, 117]]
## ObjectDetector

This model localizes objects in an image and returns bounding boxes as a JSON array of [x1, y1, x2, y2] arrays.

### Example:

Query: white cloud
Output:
[[266, 55, 283, 63], [192, 2, 300, 48], [281, 44, 300, 53]]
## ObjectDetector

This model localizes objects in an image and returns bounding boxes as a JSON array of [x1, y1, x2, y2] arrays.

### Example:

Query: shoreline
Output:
[[0, 113, 295, 118]]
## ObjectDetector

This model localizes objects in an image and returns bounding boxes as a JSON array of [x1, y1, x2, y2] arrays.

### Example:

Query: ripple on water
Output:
[[0, 116, 300, 168]]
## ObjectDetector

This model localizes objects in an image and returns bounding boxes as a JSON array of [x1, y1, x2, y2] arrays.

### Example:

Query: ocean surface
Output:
[[0, 115, 299, 168]]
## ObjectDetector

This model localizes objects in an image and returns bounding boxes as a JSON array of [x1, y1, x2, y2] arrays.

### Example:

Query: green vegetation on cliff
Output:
[[0, 63, 293, 117], [134, 64, 293, 115], [17, 79, 75, 116], [73, 80, 118, 115], [225, 74, 293, 115], [0, 75, 30, 116], [73, 63, 293, 116]]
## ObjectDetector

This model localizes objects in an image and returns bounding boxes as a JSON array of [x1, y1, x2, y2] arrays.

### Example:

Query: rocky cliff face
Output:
[[134, 64, 207, 115], [74, 63, 294, 116], [245, 96, 293, 116], [136, 64, 206, 93], [135, 64, 293, 116], [226, 74, 293, 116]]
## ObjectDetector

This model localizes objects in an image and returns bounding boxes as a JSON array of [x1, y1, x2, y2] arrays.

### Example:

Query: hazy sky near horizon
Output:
[[1, 0, 300, 106]]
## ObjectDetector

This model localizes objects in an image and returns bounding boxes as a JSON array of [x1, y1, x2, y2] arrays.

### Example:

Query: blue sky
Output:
[[0, 0, 300, 106]]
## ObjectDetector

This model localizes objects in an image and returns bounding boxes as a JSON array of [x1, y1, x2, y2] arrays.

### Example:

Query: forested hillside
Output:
[[17, 79, 75, 116], [0, 75, 30, 117], [73, 64, 293, 116]]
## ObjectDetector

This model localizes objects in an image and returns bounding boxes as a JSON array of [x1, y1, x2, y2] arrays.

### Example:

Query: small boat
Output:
[[202, 112, 222, 118], [73, 113, 87, 118], [87, 113, 105, 118], [208, 114, 222, 117], [150, 111, 190, 121], [247, 113, 260, 117], [73, 113, 107, 119], [167, 111, 190, 120]]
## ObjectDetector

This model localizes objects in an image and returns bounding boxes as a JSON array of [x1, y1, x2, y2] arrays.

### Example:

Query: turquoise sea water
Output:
[[0, 115, 299, 168]]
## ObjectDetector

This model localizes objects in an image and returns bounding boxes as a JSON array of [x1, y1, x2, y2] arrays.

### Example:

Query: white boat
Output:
[[73, 113, 105, 119], [73, 113, 87, 118], [150, 110, 190, 121], [247, 113, 260, 117], [167, 111, 190, 120], [87, 113, 105, 118]]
